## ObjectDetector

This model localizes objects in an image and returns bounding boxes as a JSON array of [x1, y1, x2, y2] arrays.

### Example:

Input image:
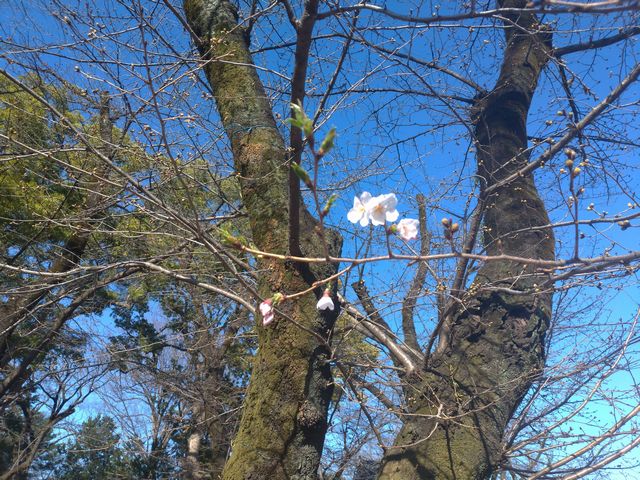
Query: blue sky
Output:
[[2, 0, 640, 477]]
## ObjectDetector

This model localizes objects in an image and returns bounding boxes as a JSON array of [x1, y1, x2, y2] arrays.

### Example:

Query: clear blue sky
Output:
[[2, 0, 639, 476]]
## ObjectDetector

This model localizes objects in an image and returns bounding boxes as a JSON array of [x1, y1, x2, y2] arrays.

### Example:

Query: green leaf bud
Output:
[[288, 102, 313, 137], [291, 162, 313, 188], [318, 127, 336, 155], [322, 194, 338, 216]]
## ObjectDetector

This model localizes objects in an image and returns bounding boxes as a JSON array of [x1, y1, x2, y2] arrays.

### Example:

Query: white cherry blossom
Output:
[[368, 193, 399, 226], [316, 290, 335, 311], [347, 192, 373, 226], [397, 218, 419, 240], [260, 299, 274, 326]]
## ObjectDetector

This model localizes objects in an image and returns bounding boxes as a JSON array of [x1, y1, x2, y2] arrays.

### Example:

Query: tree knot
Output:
[[297, 400, 323, 428]]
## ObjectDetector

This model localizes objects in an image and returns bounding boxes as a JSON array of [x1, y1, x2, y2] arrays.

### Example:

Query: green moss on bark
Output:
[[184, 2, 342, 478]]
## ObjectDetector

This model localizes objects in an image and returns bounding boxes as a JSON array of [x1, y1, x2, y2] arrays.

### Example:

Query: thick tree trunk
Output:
[[378, 2, 555, 479], [184, 2, 341, 479]]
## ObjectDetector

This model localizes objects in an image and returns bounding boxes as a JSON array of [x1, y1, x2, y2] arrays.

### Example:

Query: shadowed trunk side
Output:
[[378, 2, 555, 478]]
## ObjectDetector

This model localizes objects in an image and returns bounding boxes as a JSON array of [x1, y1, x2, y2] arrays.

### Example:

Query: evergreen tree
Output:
[[54, 415, 129, 479]]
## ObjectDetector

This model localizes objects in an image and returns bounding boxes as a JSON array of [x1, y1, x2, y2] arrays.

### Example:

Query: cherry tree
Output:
[[1, 0, 640, 479]]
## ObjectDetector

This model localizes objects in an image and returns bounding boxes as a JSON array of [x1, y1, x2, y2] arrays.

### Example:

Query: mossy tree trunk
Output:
[[378, 2, 555, 479], [184, 1, 341, 479]]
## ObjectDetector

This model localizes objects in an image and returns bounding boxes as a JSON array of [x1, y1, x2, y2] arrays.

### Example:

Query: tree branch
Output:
[[400, 195, 428, 355], [340, 294, 418, 373], [554, 25, 640, 57], [288, 0, 319, 259]]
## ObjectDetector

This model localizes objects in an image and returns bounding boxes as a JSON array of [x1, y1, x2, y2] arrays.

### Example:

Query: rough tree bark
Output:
[[184, 1, 342, 479], [378, 1, 555, 479]]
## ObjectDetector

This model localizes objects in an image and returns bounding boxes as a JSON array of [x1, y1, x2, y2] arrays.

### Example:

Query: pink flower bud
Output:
[[260, 299, 275, 326]]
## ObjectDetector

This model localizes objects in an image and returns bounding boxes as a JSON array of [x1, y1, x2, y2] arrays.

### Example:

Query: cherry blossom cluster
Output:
[[347, 192, 419, 241], [258, 192, 419, 326], [257, 108, 424, 327], [259, 288, 335, 327], [259, 292, 285, 327]]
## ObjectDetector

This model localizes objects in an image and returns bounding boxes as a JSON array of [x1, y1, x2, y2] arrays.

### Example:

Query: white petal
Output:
[[262, 312, 275, 326], [370, 208, 386, 226], [385, 208, 399, 222], [347, 207, 363, 224], [316, 296, 335, 311], [359, 212, 370, 227], [359, 191, 372, 206], [379, 193, 397, 210], [368, 194, 383, 207]]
